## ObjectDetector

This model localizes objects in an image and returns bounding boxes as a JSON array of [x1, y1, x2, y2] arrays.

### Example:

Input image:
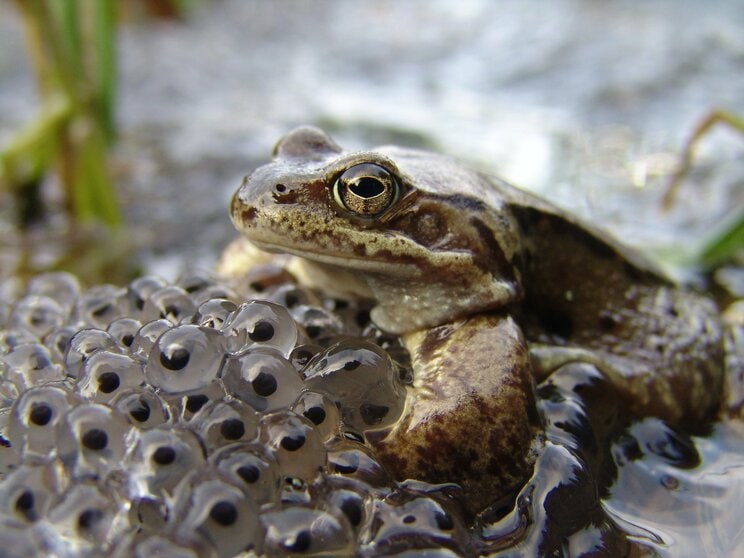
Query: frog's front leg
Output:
[[369, 314, 544, 513]]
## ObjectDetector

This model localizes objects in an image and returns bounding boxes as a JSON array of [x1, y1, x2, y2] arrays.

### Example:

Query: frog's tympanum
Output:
[[228, 126, 724, 512]]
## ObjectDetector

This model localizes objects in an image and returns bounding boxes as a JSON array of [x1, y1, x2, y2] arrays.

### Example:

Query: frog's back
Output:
[[479, 175, 724, 426], [361, 144, 724, 424]]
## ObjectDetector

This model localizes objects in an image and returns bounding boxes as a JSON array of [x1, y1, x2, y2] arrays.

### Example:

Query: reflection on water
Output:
[[606, 420, 744, 556], [480, 364, 744, 556]]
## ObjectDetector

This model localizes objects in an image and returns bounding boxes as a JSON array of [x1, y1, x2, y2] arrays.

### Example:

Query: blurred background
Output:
[[1, 0, 742, 287]]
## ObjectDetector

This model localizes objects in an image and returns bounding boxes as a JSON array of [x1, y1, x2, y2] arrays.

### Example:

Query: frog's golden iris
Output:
[[332, 163, 399, 217]]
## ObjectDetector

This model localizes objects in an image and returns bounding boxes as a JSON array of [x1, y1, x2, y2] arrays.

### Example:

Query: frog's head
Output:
[[230, 126, 524, 333]]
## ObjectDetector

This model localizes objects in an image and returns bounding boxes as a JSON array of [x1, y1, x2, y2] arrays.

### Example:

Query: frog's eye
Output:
[[333, 163, 398, 216]]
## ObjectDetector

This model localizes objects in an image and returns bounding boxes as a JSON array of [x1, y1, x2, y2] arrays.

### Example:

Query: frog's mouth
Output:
[[248, 238, 423, 276]]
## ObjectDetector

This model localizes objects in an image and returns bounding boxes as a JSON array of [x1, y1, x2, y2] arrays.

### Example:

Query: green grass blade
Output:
[[45, 0, 82, 93], [72, 120, 120, 226], [0, 96, 72, 190], [700, 211, 744, 268], [91, 0, 118, 141]]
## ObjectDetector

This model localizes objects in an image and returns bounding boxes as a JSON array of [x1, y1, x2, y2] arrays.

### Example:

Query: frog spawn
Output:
[[0, 272, 483, 556]]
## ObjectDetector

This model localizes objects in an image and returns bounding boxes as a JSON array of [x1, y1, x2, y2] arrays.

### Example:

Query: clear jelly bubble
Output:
[[0, 376, 20, 409], [210, 443, 282, 506], [194, 283, 239, 306], [259, 411, 326, 481], [10, 295, 67, 338], [3, 343, 65, 388], [106, 317, 143, 351], [238, 261, 295, 295], [192, 298, 237, 329], [324, 297, 374, 336], [303, 338, 406, 433], [124, 494, 171, 541], [64, 329, 120, 379], [0, 462, 65, 524], [56, 402, 133, 480], [142, 286, 197, 324], [292, 390, 342, 442], [75, 285, 125, 329], [289, 344, 323, 370], [326, 439, 391, 487], [177, 270, 239, 305], [369, 495, 468, 555], [222, 350, 304, 413], [291, 305, 344, 343], [76, 351, 145, 403], [25, 272, 81, 312], [44, 325, 81, 365], [0, 522, 43, 557], [0, 443, 21, 477], [221, 300, 298, 356], [47, 482, 128, 550], [120, 535, 204, 558], [110, 387, 172, 429], [164, 380, 227, 423], [315, 478, 373, 533], [170, 472, 261, 557], [129, 319, 172, 361], [261, 283, 321, 310], [363, 324, 412, 378], [261, 506, 353, 556], [0, 299, 10, 326], [126, 426, 206, 497], [8, 385, 77, 461], [145, 324, 225, 394], [0, 328, 38, 356], [279, 475, 313, 507], [190, 400, 259, 451], [175, 269, 220, 297], [124, 275, 169, 316]]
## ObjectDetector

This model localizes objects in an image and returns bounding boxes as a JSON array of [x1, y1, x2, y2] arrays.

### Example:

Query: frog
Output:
[[224, 125, 725, 512]]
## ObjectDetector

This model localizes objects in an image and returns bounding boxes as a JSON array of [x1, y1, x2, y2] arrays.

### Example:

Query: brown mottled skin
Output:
[[226, 126, 725, 511]]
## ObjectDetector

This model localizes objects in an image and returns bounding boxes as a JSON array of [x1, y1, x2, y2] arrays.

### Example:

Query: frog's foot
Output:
[[530, 344, 627, 385], [662, 108, 744, 211], [370, 314, 544, 514], [530, 343, 722, 427]]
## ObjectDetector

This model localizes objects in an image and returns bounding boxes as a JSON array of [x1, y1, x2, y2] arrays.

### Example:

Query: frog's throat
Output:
[[249, 238, 521, 333]]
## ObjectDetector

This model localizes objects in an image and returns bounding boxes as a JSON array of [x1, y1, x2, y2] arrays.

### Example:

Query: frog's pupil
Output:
[[350, 177, 385, 199]]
